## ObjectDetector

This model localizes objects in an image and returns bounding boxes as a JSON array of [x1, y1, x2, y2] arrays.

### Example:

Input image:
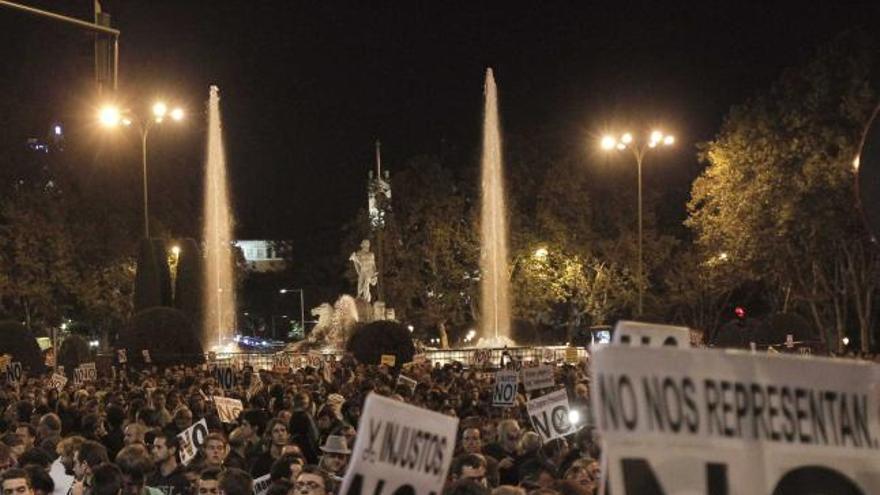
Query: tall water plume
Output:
[[203, 86, 236, 348], [480, 68, 511, 343]]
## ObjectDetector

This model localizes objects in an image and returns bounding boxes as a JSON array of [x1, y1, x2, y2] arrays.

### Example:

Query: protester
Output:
[[146, 431, 187, 495]]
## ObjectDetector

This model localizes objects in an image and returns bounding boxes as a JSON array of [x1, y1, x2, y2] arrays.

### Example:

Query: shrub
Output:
[[174, 238, 202, 322], [58, 335, 91, 376], [133, 239, 162, 312], [346, 320, 414, 366], [120, 307, 204, 367], [0, 321, 45, 374]]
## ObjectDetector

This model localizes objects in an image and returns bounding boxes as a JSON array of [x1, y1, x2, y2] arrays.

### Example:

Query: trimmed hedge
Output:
[[0, 321, 45, 374], [346, 320, 415, 367]]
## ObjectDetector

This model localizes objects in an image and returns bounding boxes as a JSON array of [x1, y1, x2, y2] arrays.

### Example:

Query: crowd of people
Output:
[[0, 354, 602, 495]]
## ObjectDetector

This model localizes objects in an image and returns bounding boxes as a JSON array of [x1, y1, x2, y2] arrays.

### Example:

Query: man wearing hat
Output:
[[317, 435, 350, 480]]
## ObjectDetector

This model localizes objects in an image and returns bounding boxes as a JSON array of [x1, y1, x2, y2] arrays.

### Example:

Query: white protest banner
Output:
[[48, 373, 67, 392], [252, 474, 271, 495], [214, 366, 235, 390], [396, 374, 418, 394], [612, 320, 691, 348], [521, 365, 554, 392], [117, 349, 127, 363], [526, 388, 574, 442], [177, 418, 209, 465], [340, 392, 458, 495], [493, 370, 518, 407], [213, 396, 243, 423], [5, 362, 22, 386], [591, 345, 880, 495]]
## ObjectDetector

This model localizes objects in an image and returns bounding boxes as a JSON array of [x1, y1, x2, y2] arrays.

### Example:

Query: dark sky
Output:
[[1, 1, 878, 246]]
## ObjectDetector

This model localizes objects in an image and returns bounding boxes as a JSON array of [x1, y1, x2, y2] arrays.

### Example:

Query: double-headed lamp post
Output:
[[99, 101, 185, 239], [600, 130, 674, 315]]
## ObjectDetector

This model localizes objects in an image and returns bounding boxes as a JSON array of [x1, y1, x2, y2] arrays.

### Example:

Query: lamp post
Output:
[[99, 102, 185, 239], [279, 288, 306, 338], [601, 130, 674, 315]]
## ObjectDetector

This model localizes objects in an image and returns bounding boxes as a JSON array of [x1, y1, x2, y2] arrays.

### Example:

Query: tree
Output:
[[687, 32, 879, 351]]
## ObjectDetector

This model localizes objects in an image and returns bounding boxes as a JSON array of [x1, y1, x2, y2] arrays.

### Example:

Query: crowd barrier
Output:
[[207, 345, 589, 371]]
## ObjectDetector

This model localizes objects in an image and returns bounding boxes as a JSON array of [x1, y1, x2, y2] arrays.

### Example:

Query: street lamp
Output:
[[99, 100, 185, 239], [279, 288, 306, 337], [600, 129, 675, 315]]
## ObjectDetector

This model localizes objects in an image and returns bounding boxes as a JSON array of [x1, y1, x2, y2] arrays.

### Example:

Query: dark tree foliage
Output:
[[174, 238, 203, 323], [133, 240, 162, 312], [151, 239, 173, 307], [58, 334, 90, 376], [0, 321, 45, 373], [346, 320, 415, 366], [121, 307, 204, 366]]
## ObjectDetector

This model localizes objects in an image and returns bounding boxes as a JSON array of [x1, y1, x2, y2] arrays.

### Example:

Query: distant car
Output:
[[233, 334, 286, 351]]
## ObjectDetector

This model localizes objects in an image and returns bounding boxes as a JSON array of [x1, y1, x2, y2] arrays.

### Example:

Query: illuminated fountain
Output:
[[477, 68, 514, 348], [203, 86, 237, 350]]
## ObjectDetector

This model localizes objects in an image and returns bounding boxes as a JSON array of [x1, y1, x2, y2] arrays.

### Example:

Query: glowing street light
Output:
[[533, 247, 549, 260], [599, 129, 676, 315], [98, 100, 185, 239]]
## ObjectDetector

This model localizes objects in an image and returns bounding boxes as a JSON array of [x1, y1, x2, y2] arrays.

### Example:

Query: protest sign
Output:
[[177, 418, 209, 465], [307, 351, 323, 368], [214, 366, 235, 390], [252, 474, 271, 495], [591, 345, 880, 494], [380, 354, 396, 367], [565, 346, 579, 364], [5, 362, 22, 386], [117, 349, 127, 363], [612, 320, 691, 348], [273, 353, 291, 373], [521, 365, 554, 392], [526, 389, 574, 442], [48, 373, 67, 392], [213, 396, 243, 423], [142, 349, 152, 364], [74, 363, 97, 385], [396, 374, 418, 394], [340, 393, 458, 495], [472, 349, 491, 368], [0, 355, 10, 369], [493, 370, 518, 407]]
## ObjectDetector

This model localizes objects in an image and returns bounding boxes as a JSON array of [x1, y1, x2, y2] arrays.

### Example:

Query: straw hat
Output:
[[320, 435, 351, 455]]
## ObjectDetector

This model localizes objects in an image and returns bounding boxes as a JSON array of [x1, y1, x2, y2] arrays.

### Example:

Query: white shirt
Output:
[[49, 457, 74, 495]]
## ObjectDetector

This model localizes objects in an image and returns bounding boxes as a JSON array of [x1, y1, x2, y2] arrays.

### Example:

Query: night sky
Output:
[[0, 1, 877, 248]]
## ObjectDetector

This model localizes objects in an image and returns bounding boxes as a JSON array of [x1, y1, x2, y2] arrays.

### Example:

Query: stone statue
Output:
[[349, 239, 378, 302]]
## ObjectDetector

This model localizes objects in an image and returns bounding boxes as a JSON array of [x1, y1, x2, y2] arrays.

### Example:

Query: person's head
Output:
[[2, 433, 25, 459], [218, 468, 252, 495], [563, 466, 595, 493], [331, 424, 356, 451], [497, 420, 521, 453], [520, 432, 542, 456], [55, 436, 84, 475], [292, 393, 310, 412], [318, 436, 349, 475], [0, 444, 13, 472], [197, 467, 221, 495], [451, 454, 488, 488], [490, 487, 525, 495], [461, 428, 483, 455], [21, 466, 51, 495], [574, 383, 588, 399], [240, 409, 268, 440], [173, 408, 194, 431], [265, 419, 288, 448], [114, 444, 153, 495], [293, 466, 331, 495], [520, 461, 556, 490], [74, 440, 108, 479], [0, 468, 32, 495], [81, 414, 107, 439], [91, 463, 123, 495], [444, 479, 489, 495], [14, 425, 35, 450], [203, 433, 227, 468], [17, 449, 51, 470], [122, 423, 145, 446], [35, 415, 60, 442], [150, 430, 179, 466], [269, 454, 304, 483]]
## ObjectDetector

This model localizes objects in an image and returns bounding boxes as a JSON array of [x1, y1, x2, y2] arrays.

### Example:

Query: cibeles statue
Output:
[[349, 239, 378, 303]]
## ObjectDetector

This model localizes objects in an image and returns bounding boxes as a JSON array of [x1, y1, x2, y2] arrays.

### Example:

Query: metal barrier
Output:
[[210, 345, 589, 370]]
